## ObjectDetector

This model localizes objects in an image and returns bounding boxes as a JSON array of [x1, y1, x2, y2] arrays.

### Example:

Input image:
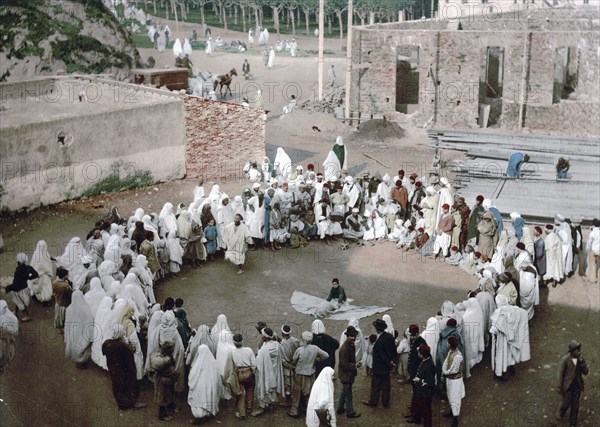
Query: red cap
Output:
[[442, 203, 450, 210], [476, 195, 484, 202], [395, 180, 403, 187], [307, 163, 314, 170], [418, 227, 424, 232], [415, 181, 422, 187]]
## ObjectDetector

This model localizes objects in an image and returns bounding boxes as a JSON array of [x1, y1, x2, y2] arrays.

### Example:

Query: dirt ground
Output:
[[1, 22, 599, 427]]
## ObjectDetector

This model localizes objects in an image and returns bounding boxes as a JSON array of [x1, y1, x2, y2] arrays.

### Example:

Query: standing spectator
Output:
[[442, 336, 465, 427], [231, 334, 256, 420], [150, 341, 179, 422], [586, 219, 600, 283], [52, 267, 73, 331], [311, 320, 339, 377], [337, 326, 362, 419], [362, 318, 396, 408], [408, 344, 436, 426], [557, 340, 589, 427]]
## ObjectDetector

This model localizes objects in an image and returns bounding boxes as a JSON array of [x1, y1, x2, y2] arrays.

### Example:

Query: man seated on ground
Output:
[[326, 278, 347, 305]]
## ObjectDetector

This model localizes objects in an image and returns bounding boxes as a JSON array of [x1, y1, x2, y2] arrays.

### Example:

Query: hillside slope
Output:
[[0, 0, 142, 82]]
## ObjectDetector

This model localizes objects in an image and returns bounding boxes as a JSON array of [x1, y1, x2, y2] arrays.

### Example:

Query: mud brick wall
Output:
[[184, 96, 266, 182]]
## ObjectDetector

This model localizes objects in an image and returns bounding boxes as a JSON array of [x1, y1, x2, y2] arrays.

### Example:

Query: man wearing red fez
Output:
[[434, 203, 455, 259], [467, 195, 485, 243], [407, 343, 436, 425], [409, 181, 426, 210], [390, 179, 409, 219], [533, 225, 547, 285], [415, 227, 429, 251]]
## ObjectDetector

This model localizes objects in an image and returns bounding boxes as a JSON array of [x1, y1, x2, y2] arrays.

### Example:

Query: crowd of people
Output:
[[1, 135, 598, 426]]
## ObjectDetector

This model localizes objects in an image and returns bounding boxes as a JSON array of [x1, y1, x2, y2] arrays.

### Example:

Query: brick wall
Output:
[[184, 96, 266, 182]]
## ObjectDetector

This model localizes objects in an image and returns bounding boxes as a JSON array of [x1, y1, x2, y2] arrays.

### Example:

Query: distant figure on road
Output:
[[505, 152, 530, 178]]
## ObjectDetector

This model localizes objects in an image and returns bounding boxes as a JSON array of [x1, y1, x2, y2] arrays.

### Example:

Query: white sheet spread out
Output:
[[291, 291, 392, 321]]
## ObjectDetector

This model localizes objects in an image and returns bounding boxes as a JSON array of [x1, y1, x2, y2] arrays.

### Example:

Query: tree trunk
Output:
[[286, 9, 290, 29], [254, 7, 260, 28], [217, 2, 222, 23], [337, 11, 343, 51], [153, 0, 156, 14], [222, 3, 228, 30], [241, 6, 246, 33], [290, 8, 296, 35], [327, 15, 332, 34], [304, 9, 310, 35], [272, 6, 280, 35], [234, 5, 238, 25], [200, 4, 205, 23], [181, 3, 186, 21]]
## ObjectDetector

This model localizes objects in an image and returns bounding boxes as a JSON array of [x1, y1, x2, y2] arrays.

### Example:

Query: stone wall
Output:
[[351, 24, 600, 137], [184, 96, 266, 182], [0, 78, 186, 211]]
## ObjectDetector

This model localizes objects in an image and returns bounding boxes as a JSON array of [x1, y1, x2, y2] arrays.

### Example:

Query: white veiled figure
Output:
[[142, 214, 158, 237], [29, 240, 53, 302], [167, 231, 184, 272], [517, 258, 539, 321], [193, 185, 205, 206], [91, 296, 114, 370], [56, 237, 87, 272], [145, 304, 163, 376], [207, 184, 222, 217], [306, 367, 336, 427], [159, 203, 178, 239], [461, 298, 485, 371], [339, 318, 365, 362], [210, 314, 231, 345], [436, 177, 454, 227], [183, 38, 192, 55], [246, 196, 265, 239], [98, 260, 119, 292], [188, 344, 222, 420], [173, 38, 183, 57], [343, 176, 361, 209], [117, 304, 144, 380], [232, 196, 245, 218], [274, 147, 292, 182], [158, 310, 186, 392], [382, 314, 395, 336], [217, 194, 235, 248], [103, 235, 122, 269], [441, 301, 463, 334], [120, 238, 133, 258], [127, 208, 145, 238], [130, 255, 155, 305], [323, 136, 348, 182], [65, 290, 94, 364], [421, 317, 440, 366], [188, 203, 201, 227], [215, 330, 236, 400], [363, 211, 387, 241], [489, 294, 531, 377], [186, 325, 215, 364], [119, 275, 148, 318], [84, 277, 107, 318], [0, 300, 19, 371], [147, 26, 156, 42]]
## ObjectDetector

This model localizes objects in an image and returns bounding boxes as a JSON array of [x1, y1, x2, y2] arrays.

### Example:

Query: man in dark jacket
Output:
[[337, 326, 361, 419], [326, 277, 347, 304], [311, 319, 339, 377], [408, 344, 436, 426], [557, 340, 589, 427], [362, 318, 396, 408]]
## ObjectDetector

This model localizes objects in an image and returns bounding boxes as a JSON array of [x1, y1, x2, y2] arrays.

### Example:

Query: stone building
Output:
[[350, 6, 600, 137]]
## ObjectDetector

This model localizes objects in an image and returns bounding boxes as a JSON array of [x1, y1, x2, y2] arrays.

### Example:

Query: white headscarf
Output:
[[57, 237, 87, 272], [84, 277, 107, 318], [159, 203, 178, 238], [145, 305, 164, 374], [142, 214, 158, 236], [311, 319, 326, 335], [104, 235, 122, 267], [0, 299, 19, 338], [215, 330, 236, 400], [31, 240, 52, 276], [210, 314, 231, 340], [306, 367, 336, 427], [382, 314, 395, 335], [91, 296, 114, 370], [188, 344, 222, 419], [274, 147, 292, 181], [186, 325, 215, 364], [65, 290, 95, 363]]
